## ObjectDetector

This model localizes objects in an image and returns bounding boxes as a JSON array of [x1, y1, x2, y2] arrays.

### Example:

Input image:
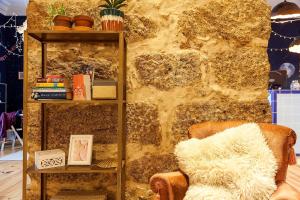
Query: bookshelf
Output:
[[23, 31, 126, 200]]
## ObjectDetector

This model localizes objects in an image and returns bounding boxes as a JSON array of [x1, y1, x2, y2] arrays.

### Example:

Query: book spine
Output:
[[32, 88, 68, 93], [32, 92, 67, 99], [35, 83, 64, 88], [37, 78, 65, 83]]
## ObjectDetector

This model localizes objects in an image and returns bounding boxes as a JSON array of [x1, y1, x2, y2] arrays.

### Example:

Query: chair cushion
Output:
[[175, 123, 278, 200]]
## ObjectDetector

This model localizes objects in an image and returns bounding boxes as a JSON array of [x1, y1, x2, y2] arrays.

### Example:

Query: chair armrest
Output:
[[150, 171, 188, 200]]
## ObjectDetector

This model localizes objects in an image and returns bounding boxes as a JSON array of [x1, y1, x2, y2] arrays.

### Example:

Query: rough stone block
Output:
[[126, 103, 162, 146], [125, 15, 157, 43], [172, 98, 271, 143], [46, 104, 117, 148], [211, 47, 270, 90], [135, 52, 202, 90]]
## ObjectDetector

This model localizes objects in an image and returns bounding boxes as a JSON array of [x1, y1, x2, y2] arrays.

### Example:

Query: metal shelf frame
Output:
[[23, 31, 126, 200]]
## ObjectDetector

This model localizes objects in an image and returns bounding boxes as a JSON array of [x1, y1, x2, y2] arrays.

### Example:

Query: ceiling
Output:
[[0, 0, 299, 16], [0, 0, 28, 16]]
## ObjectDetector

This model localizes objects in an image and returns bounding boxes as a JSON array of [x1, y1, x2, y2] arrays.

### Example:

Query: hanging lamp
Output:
[[271, 0, 300, 20]]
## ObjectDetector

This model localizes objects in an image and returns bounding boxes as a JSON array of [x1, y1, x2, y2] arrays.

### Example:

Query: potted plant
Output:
[[99, 0, 126, 31], [73, 15, 94, 30], [48, 4, 72, 30]]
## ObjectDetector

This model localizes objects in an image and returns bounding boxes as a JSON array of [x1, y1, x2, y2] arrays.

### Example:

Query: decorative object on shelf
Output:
[[35, 149, 65, 170], [73, 74, 91, 100], [96, 159, 117, 168], [92, 79, 117, 99], [79, 65, 95, 87], [48, 4, 72, 30], [99, 0, 126, 31], [51, 190, 107, 200], [73, 15, 94, 31], [68, 135, 93, 165], [290, 80, 300, 90], [271, 0, 300, 20]]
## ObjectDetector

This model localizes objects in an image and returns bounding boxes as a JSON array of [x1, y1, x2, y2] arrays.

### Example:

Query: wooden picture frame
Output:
[[68, 135, 93, 165]]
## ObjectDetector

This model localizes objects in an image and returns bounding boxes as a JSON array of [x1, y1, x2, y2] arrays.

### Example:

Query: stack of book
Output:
[[31, 75, 72, 100]]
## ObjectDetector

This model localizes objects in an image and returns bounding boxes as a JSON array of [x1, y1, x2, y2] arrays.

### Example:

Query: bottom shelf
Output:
[[51, 191, 107, 200], [27, 165, 117, 174]]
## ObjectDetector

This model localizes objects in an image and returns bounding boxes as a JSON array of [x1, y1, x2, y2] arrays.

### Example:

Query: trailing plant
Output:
[[99, 0, 127, 10]]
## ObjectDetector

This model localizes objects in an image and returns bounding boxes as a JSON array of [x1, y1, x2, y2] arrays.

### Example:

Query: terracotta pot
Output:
[[100, 8, 124, 31], [53, 15, 73, 30], [73, 15, 94, 30]]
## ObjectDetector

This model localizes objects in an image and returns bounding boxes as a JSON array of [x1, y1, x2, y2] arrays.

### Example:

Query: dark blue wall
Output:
[[268, 21, 300, 89], [0, 14, 26, 113]]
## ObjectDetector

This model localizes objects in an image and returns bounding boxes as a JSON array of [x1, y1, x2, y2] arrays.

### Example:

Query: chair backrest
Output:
[[188, 121, 297, 183]]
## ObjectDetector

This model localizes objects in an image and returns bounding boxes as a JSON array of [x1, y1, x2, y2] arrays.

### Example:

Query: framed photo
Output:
[[68, 135, 93, 165]]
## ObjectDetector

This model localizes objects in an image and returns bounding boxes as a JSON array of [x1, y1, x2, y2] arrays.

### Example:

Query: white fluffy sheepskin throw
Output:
[[174, 123, 278, 200]]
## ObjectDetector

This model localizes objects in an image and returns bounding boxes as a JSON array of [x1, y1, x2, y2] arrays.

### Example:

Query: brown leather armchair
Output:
[[150, 121, 300, 200]]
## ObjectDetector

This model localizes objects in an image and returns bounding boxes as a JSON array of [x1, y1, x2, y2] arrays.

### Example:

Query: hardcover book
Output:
[[35, 83, 65, 88], [31, 92, 72, 100]]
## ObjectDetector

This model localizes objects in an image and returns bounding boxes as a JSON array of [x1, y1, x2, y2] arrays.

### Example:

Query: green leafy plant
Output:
[[99, 0, 127, 9], [47, 4, 67, 24]]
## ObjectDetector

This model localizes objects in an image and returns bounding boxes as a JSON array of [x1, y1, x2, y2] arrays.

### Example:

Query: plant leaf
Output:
[[115, 3, 127, 9], [104, 0, 113, 7], [113, 0, 125, 7]]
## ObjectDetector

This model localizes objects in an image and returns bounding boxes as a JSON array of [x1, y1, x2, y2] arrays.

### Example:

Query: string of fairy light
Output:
[[0, 15, 25, 61], [268, 19, 300, 52]]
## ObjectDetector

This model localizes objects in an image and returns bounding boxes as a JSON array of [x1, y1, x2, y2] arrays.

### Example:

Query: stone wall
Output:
[[26, 0, 272, 199]]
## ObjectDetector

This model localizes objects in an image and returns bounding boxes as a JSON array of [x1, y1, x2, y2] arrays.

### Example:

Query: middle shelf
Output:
[[27, 165, 117, 174]]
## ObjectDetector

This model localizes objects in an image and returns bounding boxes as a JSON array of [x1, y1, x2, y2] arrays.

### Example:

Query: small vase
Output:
[[100, 8, 124, 31]]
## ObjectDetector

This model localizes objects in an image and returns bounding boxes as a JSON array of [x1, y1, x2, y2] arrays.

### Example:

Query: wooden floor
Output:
[[0, 161, 22, 200], [287, 164, 300, 190]]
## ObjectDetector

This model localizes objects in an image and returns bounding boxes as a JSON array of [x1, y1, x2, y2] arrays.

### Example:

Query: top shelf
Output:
[[28, 30, 123, 43]]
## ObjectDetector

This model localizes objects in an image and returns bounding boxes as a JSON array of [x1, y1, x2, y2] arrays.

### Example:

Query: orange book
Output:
[[73, 75, 91, 100]]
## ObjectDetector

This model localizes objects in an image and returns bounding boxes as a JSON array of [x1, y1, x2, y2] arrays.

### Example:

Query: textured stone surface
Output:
[[126, 103, 161, 146], [211, 47, 270, 90], [26, 0, 272, 199], [178, 0, 271, 48], [172, 98, 272, 143], [46, 105, 117, 147], [46, 43, 118, 80], [127, 153, 177, 183], [135, 53, 202, 90], [125, 15, 157, 42]]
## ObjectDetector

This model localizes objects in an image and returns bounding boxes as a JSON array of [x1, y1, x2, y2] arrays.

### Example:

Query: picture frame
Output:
[[68, 135, 93, 165]]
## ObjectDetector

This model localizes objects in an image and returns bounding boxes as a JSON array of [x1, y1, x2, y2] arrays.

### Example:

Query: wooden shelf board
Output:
[[28, 30, 122, 42], [27, 165, 117, 174], [27, 99, 123, 104]]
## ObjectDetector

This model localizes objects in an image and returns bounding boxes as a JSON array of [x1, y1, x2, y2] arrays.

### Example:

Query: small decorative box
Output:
[[92, 79, 116, 99], [35, 149, 65, 169]]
